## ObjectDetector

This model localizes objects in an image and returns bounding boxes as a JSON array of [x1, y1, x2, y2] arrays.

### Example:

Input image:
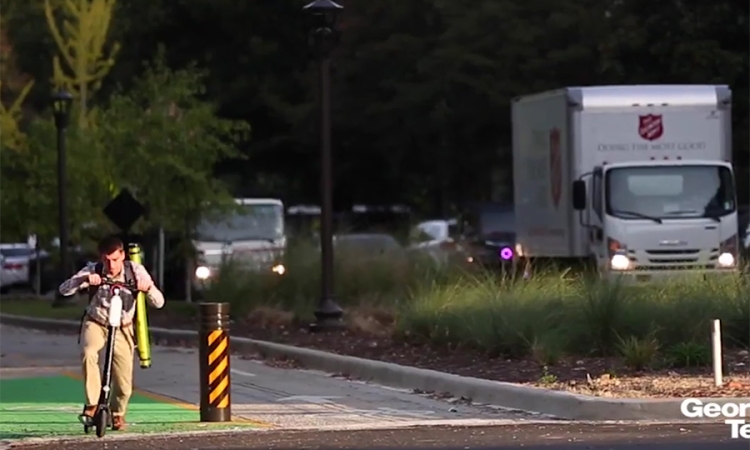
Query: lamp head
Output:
[[303, 0, 343, 31], [51, 90, 73, 128]]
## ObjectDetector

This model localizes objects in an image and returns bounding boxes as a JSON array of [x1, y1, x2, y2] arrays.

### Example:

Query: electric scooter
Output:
[[78, 277, 143, 438]]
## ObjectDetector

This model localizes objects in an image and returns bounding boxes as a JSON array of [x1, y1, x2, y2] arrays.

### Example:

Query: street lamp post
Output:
[[51, 89, 73, 307], [304, 0, 344, 331]]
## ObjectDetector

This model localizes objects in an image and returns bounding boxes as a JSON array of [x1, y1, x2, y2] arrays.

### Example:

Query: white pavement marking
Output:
[[276, 395, 342, 404], [1, 325, 536, 432]]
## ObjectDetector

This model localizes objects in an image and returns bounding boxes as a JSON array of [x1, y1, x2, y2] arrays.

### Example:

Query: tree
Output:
[[5, 0, 748, 215], [0, 21, 36, 153], [0, 80, 34, 153], [0, 115, 102, 244], [45, 0, 121, 127], [92, 51, 251, 245], [0, 21, 39, 241]]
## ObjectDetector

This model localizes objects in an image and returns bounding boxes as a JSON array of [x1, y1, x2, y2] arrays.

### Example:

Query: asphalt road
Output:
[[14, 422, 746, 449]]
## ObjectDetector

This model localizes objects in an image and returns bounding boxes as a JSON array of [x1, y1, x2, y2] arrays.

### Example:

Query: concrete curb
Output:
[[3, 313, 748, 421]]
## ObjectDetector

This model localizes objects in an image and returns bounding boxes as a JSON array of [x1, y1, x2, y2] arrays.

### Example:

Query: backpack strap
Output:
[[123, 260, 136, 286]]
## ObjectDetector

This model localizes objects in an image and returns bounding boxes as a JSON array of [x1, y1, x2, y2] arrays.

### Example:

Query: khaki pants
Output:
[[80, 319, 135, 416]]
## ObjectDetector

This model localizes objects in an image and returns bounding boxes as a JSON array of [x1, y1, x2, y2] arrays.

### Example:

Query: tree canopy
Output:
[[2, 0, 748, 229]]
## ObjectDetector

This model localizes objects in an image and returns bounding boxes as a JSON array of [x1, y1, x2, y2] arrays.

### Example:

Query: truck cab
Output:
[[573, 159, 738, 281], [512, 84, 737, 281], [192, 198, 286, 289]]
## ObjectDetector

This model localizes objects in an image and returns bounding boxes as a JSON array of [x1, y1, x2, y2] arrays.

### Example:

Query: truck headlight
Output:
[[195, 265, 211, 280], [718, 252, 735, 267], [272, 264, 285, 275], [610, 254, 631, 271]]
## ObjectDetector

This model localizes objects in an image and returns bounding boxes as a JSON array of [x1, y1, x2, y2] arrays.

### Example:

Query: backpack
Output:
[[78, 260, 137, 343], [87, 260, 136, 301]]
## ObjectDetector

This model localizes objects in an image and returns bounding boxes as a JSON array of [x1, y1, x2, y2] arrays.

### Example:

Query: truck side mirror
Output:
[[572, 180, 586, 210]]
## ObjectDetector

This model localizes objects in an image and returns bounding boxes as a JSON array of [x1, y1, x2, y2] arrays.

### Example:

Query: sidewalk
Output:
[[0, 326, 523, 445]]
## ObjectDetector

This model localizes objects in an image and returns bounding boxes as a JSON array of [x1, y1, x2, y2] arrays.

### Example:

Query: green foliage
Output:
[[0, 112, 106, 243], [92, 50, 250, 240], [204, 245, 750, 363], [616, 332, 660, 371], [203, 241, 461, 319], [667, 342, 712, 368], [399, 271, 750, 360], [0, 80, 34, 152], [2, 0, 748, 211], [1, 49, 248, 248], [45, 0, 121, 127]]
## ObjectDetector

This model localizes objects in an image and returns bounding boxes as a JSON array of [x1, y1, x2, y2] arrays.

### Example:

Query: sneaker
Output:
[[112, 415, 126, 430], [78, 405, 96, 426]]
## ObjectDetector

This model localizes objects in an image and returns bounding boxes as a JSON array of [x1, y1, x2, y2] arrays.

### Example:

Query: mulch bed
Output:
[[143, 308, 750, 399]]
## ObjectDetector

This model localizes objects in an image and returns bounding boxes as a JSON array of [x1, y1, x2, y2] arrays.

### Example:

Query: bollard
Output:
[[711, 318, 723, 387], [128, 243, 152, 369], [199, 302, 231, 422]]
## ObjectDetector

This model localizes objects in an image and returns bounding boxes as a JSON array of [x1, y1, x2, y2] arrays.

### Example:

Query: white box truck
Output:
[[511, 85, 738, 281]]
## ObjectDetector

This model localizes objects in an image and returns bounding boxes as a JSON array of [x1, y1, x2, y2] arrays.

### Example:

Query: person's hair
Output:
[[97, 235, 124, 255]]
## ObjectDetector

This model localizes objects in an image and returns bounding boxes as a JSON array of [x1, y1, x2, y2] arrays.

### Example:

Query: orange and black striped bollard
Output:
[[199, 302, 231, 422]]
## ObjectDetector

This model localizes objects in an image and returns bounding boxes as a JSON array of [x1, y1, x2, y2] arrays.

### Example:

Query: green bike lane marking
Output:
[[0, 375, 264, 440]]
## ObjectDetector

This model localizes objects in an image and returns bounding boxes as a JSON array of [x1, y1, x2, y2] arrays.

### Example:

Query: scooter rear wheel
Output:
[[95, 409, 108, 438]]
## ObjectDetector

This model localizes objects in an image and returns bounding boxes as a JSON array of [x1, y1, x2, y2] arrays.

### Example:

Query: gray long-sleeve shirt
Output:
[[58, 261, 165, 326]]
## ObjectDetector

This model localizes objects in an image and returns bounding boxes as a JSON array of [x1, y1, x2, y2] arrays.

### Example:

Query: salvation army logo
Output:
[[549, 128, 561, 208], [638, 114, 663, 141]]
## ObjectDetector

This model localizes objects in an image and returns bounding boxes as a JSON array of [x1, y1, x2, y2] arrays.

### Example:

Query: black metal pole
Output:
[[310, 34, 343, 332], [53, 121, 70, 306]]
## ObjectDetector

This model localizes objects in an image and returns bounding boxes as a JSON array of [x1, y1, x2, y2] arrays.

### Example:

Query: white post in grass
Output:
[[711, 319, 723, 387]]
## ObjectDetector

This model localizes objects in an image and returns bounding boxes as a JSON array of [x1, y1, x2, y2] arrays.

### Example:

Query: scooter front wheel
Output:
[[95, 409, 108, 438]]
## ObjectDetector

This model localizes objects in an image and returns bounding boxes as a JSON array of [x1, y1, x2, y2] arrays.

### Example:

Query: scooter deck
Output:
[[78, 414, 94, 427]]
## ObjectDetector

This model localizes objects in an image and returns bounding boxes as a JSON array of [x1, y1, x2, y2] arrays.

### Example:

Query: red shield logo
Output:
[[549, 128, 562, 208], [638, 114, 663, 141]]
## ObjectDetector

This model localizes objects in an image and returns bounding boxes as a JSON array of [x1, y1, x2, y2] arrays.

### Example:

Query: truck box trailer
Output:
[[511, 85, 737, 281]]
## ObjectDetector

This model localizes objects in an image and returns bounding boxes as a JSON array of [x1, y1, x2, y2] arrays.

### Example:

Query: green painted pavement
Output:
[[0, 375, 261, 440]]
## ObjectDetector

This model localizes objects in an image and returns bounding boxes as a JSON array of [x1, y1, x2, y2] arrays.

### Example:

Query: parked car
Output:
[[456, 203, 516, 269], [0, 243, 36, 293], [407, 219, 465, 266]]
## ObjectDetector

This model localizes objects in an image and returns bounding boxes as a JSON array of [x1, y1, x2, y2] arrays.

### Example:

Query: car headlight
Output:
[[718, 252, 735, 267], [610, 254, 631, 271], [272, 264, 285, 275], [195, 265, 211, 280]]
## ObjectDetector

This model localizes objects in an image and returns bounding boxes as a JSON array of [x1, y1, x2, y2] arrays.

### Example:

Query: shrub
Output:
[[204, 244, 750, 359], [399, 270, 750, 359], [667, 341, 712, 368], [202, 241, 470, 320]]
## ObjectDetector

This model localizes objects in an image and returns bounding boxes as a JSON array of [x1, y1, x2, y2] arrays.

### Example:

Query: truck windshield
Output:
[[605, 165, 735, 220], [196, 203, 284, 242]]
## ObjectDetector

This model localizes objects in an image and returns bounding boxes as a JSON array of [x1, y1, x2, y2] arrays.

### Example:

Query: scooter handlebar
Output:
[[84, 278, 144, 294]]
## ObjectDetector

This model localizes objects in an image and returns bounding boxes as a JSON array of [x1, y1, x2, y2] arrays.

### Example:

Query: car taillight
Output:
[[3, 263, 23, 270]]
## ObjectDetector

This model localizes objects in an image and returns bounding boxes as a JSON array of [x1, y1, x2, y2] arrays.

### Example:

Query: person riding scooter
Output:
[[58, 235, 165, 431]]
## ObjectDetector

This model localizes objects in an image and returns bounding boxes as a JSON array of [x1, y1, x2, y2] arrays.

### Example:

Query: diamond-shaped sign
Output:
[[103, 188, 145, 232]]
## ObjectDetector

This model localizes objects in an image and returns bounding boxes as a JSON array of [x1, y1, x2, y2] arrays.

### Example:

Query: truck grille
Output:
[[627, 248, 718, 270]]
